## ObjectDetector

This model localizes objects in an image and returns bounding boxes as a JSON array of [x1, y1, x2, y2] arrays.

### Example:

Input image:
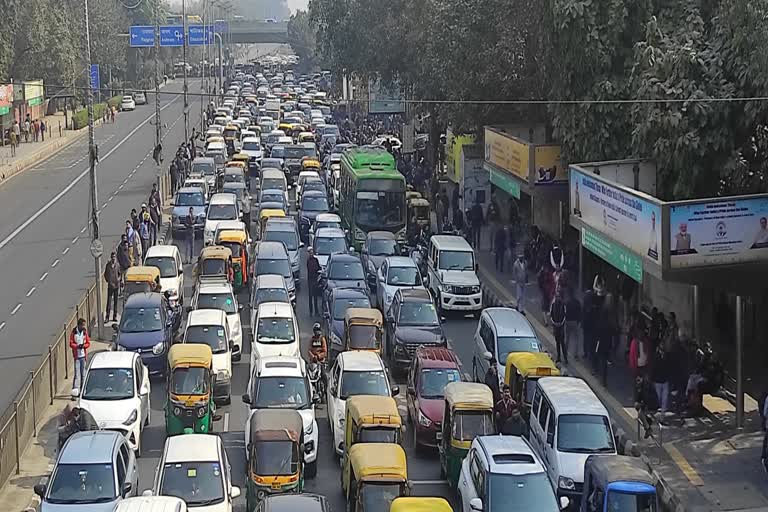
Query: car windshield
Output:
[[144, 257, 177, 278], [387, 266, 420, 286], [557, 414, 616, 453], [438, 250, 474, 271], [419, 368, 460, 399], [81, 368, 134, 400], [264, 229, 298, 251], [359, 484, 401, 512], [160, 462, 224, 507], [398, 302, 439, 326], [262, 178, 285, 191], [256, 258, 291, 278], [348, 325, 379, 349], [176, 192, 205, 206], [171, 367, 208, 395], [284, 146, 315, 159], [252, 441, 297, 476], [356, 190, 405, 229], [452, 411, 495, 441], [333, 297, 371, 320], [46, 463, 116, 504], [185, 325, 228, 354], [253, 376, 309, 409], [197, 293, 237, 314], [207, 204, 237, 220], [369, 239, 397, 256], [302, 196, 329, 212], [119, 307, 162, 333], [254, 288, 290, 306], [497, 336, 541, 362], [322, 125, 340, 136], [315, 236, 346, 255], [607, 491, 658, 512], [218, 241, 243, 258], [340, 370, 388, 399], [316, 221, 341, 231], [261, 193, 284, 205], [488, 472, 560, 512], [257, 317, 295, 343], [329, 261, 365, 280], [201, 259, 226, 275], [243, 141, 261, 151], [304, 180, 324, 192]]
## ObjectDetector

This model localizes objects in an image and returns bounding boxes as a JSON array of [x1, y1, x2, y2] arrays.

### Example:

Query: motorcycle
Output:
[[307, 361, 326, 404]]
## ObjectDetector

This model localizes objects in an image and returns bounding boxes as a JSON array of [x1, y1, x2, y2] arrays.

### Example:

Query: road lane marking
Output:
[[11, 304, 21, 315], [80, 226, 87, 233], [0, 322, 5, 331], [72, 237, 79, 244], [223, 412, 229, 432], [51, 259, 60, 267], [410, 479, 448, 485], [26, 287, 35, 297], [0, 93, 182, 253], [62, 247, 69, 255], [666, 444, 705, 486], [40, 272, 48, 281]]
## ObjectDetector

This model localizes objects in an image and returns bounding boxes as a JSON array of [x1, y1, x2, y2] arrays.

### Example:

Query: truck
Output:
[[265, 98, 281, 121]]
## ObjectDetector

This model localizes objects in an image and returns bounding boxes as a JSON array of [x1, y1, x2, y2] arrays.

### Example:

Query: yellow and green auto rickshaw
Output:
[[390, 497, 453, 512], [300, 157, 321, 173], [344, 395, 402, 455], [439, 382, 496, 487], [246, 409, 304, 510], [231, 152, 251, 167], [165, 344, 217, 435], [216, 230, 249, 292], [258, 208, 286, 239], [123, 266, 160, 305], [342, 443, 409, 512], [344, 308, 383, 354], [504, 352, 560, 420], [405, 191, 422, 202], [193, 245, 233, 287], [407, 197, 431, 233]]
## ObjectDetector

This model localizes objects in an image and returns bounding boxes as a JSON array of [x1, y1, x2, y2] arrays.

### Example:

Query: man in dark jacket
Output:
[[470, 200, 484, 249], [484, 358, 501, 405], [494, 224, 508, 272], [307, 248, 321, 316], [103, 252, 120, 323]]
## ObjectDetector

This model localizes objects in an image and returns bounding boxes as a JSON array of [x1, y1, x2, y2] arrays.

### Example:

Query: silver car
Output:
[[35, 430, 138, 511]]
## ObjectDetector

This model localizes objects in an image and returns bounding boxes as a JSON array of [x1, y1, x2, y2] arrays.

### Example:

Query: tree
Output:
[[287, 10, 317, 72]]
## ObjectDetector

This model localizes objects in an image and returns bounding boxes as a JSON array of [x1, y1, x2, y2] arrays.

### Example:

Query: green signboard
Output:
[[0, 106, 9, 116], [28, 97, 43, 106], [489, 166, 521, 199], [582, 227, 643, 282]]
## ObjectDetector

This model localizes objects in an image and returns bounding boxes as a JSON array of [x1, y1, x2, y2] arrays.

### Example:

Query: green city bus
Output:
[[339, 147, 407, 250]]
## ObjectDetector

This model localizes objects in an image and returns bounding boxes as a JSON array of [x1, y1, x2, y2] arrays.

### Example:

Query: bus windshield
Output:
[[355, 190, 404, 230]]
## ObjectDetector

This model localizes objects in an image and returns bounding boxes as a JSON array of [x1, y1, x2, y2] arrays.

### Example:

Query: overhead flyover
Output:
[[229, 20, 288, 44]]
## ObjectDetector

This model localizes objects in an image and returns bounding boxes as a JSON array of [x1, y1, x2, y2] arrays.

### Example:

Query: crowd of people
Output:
[[5, 114, 49, 156]]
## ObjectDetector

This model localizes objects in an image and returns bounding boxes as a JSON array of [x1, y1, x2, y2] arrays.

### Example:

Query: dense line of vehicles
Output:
[[34, 65, 659, 512]]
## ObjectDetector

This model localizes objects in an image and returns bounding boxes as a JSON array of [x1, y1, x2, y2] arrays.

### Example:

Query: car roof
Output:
[[483, 307, 535, 338], [315, 227, 345, 238], [431, 235, 474, 251], [265, 218, 297, 231], [60, 431, 121, 464], [164, 434, 220, 463], [89, 351, 137, 370], [124, 292, 163, 307], [476, 435, 545, 476], [242, 137, 260, 143], [209, 193, 237, 205], [177, 186, 204, 195], [257, 355, 305, 377], [263, 494, 327, 512], [197, 281, 234, 295], [302, 190, 326, 197], [384, 256, 416, 267], [397, 288, 432, 302], [115, 496, 186, 512], [537, 377, 609, 416], [193, 157, 215, 163], [186, 308, 227, 326], [256, 274, 288, 288], [415, 346, 461, 369], [328, 253, 361, 264], [367, 231, 396, 240], [331, 287, 370, 300], [257, 241, 289, 258], [338, 350, 385, 371], [316, 213, 341, 222], [145, 245, 178, 258], [257, 301, 294, 318]]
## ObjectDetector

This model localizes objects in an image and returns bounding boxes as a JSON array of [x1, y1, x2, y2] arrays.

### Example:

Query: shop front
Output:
[[24, 80, 45, 120]]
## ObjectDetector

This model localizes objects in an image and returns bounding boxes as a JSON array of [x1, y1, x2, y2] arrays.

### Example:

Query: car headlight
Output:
[[441, 283, 451, 293], [123, 409, 138, 426], [558, 476, 575, 490], [152, 341, 164, 355], [196, 406, 207, 418], [217, 370, 231, 381], [331, 333, 342, 346], [418, 410, 432, 427], [472, 285, 481, 293], [173, 406, 182, 416], [305, 422, 314, 435]]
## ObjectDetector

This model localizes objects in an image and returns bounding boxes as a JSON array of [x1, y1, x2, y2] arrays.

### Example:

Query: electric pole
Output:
[[154, 0, 162, 163], [182, 0, 189, 142], [83, 0, 105, 340]]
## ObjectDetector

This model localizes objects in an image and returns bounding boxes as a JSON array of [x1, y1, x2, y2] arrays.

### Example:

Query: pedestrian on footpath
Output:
[[170, 160, 179, 193], [307, 248, 321, 316], [565, 290, 582, 360], [149, 182, 162, 209], [117, 235, 131, 279], [69, 318, 90, 392], [487, 199, 499, 251], [484, 358, 501, 405], [125, 220, 141, 265], [183, 207, 195, 263], [583, 274, 606, 360], [595, 292, 617, 386], [148, 198, 160, 246], [40, 119, 46, 141], [23, 117, 30, 143], [139, 214, 150, 259], [470, 199, 484, 249], [651, 344, 671, 413], [9, 129, 16, 156], [494, 224, 507, 272], [550, 289, 568, 363], [512, 254, 527, 313], [104, 252, 120, 323], [13, 120, 20, 147], [537, 264, 554, 326], [33, 120, 40, 142]]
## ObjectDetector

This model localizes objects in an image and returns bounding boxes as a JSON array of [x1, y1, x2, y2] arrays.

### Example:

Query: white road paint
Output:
[[10, 304, 21, 315], [80, 226, 87, 233], [223, 412, 230, 432], [40, 272, 48, 281], [0, 322, 5, 331], [51, 259, 60, 267], [62, 247, 70, 255], [26, 287, 35, 297], [72, 237, 79, 244]]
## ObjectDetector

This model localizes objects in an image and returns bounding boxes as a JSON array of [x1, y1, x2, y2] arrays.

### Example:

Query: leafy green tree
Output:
[[287, 10, 317, 72]]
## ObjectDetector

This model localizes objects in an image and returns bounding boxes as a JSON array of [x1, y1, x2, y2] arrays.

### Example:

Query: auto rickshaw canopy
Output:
[[444, 382, 494, 410], [200, 245, 233, 261], [390, 497, 453, 512], [505, 352, 560, 385], [231, 153, 250, 163], [249, 409, 303, 444], [409, 198, 430, 210], [125, 266, 160, 283], [298, 132, 315, 142], [260, 209, 286, 220], [345, 308, 383, 328], [301, 158, 321, 171], [348, 443, 407, 481], [406, 191, 423, 201], [217, 229, 248, 244], [584, 455, 655, 490], [347, 395, 402, 427], [168, 344, 213, 369]]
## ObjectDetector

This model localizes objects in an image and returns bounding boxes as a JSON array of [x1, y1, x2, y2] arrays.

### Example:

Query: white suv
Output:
[[458, 435, 568, 512], [426, 235, 482, 316], [241, 356, 319, 477], [204, 193, 241, 245]]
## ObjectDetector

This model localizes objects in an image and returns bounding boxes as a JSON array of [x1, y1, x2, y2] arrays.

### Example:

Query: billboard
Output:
[[668, 196, 768, 268], [0, 85, 12, 115], [368, 79, 405, 114], [24, 80, 43, 102], [483, 127, 528, 181], [534, 145, 565, 184], [570, 166, 662, 264], [445, 129, 475, 184]]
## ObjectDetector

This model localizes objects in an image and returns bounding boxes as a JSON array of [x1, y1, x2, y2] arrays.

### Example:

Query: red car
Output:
[[406, 346, 463, 448]]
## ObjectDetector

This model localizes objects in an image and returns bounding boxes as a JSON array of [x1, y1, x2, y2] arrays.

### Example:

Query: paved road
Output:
[[0, 80, 203, 412], [134, 191, 464, 510]]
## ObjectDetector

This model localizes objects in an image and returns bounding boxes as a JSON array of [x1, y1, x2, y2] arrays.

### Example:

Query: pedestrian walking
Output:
[[139, 216, 150, 259], [512, 254, 527, 312], [487, 199, 499, 251], [104, 252, 120, 322], [537, 265, 554, 326], [117, 235, 131, 278], [183, 207, 195, 263], [23, 118, 30, 142], [149, 182, 162, 209], [550, 290, 568, 363], [69, 318, 90, 391], [469, 200, 484, 249], [12, 120, 20, 147], [39, 119, 46, 141], [484, 359, 501, 405], [583, 274, 606, 360], [494, 224, 507, 272], [9, 129, 16, 156], [307, 248, 321, 316], [595, 292, 617, 386], [170, 160, 179, 193], [33, 119, 39, 142], [651, 344, 671, 413], [148, 198, 160, 246], [126, 221, 141, 265], [565, 290, 582, 360]]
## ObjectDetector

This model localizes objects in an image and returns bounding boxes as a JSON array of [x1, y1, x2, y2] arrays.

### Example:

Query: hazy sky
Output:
[[167, 0, 308, 14]]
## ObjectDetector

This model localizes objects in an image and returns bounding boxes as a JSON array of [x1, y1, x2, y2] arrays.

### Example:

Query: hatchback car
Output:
[[77, 352, 150, 455], [250, 301, 300, 370], [171, 187, 207, 238], [312, 227, 347, 271], [362, 231, 400, 291], [190, 281, 243, 361], [35, 431, 138, 511], [261, 494, 330, 512], [262, 217, 302, 280], [250, 274, 292, 312], [121, 95, 136, 111], [376, 256, 424, 315], [143, 245, 184, 303], [183, 309, 233, 403], [113, 293, 178, 376], [134, 92, 147, 105], [385, 288, 446, 369], [309, 213, 342, 247], [258, 188, 289, 212], [253, 240, 296, 302], [321, 252, 367, 298], [204, 194, 241, 245], [299, 191, 330, 242], [323, 288, 372, 357]]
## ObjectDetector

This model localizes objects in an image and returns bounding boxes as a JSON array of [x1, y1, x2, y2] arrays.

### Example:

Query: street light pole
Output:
[[182, 0, 189, 142], [83, 0, 105, 340], [154, 0, 162, 161]]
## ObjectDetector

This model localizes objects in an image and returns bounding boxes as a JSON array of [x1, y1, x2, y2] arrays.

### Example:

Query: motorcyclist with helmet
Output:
[[308, 323, 328, 400]]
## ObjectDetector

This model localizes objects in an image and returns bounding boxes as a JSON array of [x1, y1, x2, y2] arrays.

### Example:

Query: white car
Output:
[[250, 301, 300, 368], [376, 256, 426, 315], [134, 92, 148, 105], [191, 281, 243, 361], [143, 245, 184, 303], [312, 227, 347, 271], [326, 351, 398, 455], [296, 170, 321, 204], [121, 95, 136, 111], [148, 434, 240, 511], [458, 435, 568, 512], [372, 135, 402, 151], [241, 356, 319, 477], [309, 213, 342, 247], [183, 309, 233, 403], [77, 352, 150, 455], [204, 193, 241, 245], [240, 136, 263, 163]]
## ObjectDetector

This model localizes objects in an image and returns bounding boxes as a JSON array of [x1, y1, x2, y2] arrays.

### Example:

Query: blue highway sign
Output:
[[188, 25, 214, 46], [159, 25, 184, 47], [89, 64, 100, 91], [129, 25, 155, 47]]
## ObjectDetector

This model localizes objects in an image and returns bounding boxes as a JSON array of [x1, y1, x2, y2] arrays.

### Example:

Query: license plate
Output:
[[436, 432, 442, 440]]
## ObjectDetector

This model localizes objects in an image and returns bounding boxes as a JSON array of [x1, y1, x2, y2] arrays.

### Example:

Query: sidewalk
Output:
[[474, 241, 768, 512]]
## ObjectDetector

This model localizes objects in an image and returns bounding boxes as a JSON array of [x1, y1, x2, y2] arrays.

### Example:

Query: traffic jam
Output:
[[38, 63, 659, 512]]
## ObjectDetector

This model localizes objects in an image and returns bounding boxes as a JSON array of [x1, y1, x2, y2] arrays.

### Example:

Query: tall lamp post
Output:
[[182, 0, 189, 142]]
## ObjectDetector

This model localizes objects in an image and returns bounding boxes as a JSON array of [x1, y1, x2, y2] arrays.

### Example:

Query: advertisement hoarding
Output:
[[570, 166, 662, 264], [668, 196, 768, 268], [368, 79, 405, 114], [24, 80, 43, 103], [483, 127, 529, 181], [534, 145, 565, 183], [445, 129, 476, 184], [0, 85, 12, 115]]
